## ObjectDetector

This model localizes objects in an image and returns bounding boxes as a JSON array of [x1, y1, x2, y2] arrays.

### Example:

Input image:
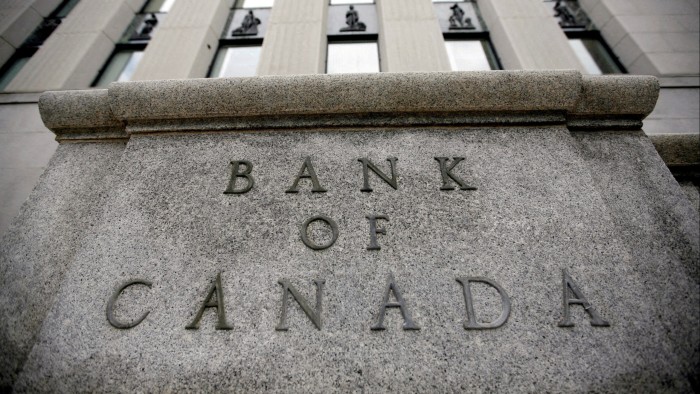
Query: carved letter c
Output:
[[106, 279, 152, 329]]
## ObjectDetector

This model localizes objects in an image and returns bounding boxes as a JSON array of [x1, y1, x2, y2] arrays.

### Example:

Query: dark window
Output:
[[434, 0, 502, 71], [326, 3, 380, 73], [208, 0, 271, 78]]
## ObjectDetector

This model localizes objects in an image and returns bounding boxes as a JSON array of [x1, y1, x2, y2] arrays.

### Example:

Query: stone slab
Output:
[[14, 125, 699, 392], [0, 141, 126, 389], [2, 71, 698, 391]]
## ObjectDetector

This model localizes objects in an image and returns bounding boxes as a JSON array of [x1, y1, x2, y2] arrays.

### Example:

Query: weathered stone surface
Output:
[[0, 141, 126, 389], [38, 89, 126, 141], [14, 125, 700, 391], [2, 71, 698, 391]]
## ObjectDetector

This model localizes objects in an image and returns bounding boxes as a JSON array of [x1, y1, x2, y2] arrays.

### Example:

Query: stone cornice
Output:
[[38, 71, 659, 141]]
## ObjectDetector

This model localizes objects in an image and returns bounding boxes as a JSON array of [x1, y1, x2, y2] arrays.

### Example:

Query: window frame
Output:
[[565, 30, 627, 74]]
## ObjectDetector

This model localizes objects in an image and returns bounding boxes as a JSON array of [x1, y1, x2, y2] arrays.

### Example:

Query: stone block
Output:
[[0, 141, 127, 388], [0, 5, 42, 48], [131, 26, 217, 81], [30, 0, 63, 17], [2, 71, 698, 391], [58, 0, 136, 43], [0, 37, 13, 66], [648, 52, 700, 76]]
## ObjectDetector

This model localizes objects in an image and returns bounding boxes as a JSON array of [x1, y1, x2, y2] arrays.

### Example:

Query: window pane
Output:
[[330, 0, 373, 4], [0, 56, 31, 91], [327, 42, 379, 74], [211, 46, 261, 77], [569, 38, 621, 74], [445, 40, 493, 71], [117, 51, 144, 82], [94, 50, 143, 87], [144, 0, 176, 13]]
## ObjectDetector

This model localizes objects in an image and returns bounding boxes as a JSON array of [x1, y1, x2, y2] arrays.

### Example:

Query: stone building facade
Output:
[[0, 0, 698, 391], [0, 0, 698, 236]]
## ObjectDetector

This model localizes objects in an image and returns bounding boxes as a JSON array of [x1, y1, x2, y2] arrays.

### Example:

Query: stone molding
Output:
[[38, 71, 659, 141]]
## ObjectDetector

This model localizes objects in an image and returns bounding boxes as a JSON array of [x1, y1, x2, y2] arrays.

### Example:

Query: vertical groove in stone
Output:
[[257, 0, 327, 75], [377, 0, 450, 72]]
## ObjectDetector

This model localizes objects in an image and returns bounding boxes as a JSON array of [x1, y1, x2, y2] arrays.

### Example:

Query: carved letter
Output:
[[358, 157, 398, 192], [434, 157, 477, 191], [224, 160, 254, 194], [300, 215, 339, 250], [366, 215, 389, 250], [186, 273, 233, 330], [106, 279, 152, 329], [286, 157, 327, 193], [275, 279, 325, 331], [371, 273, 420, 330], [456, 277, 511, 329], [558, 269, 610, 327]]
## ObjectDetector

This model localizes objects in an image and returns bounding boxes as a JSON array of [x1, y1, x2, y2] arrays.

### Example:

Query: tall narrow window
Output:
[[545, 0, 624, 74], [326, 2, 379, 73], [0, 0, 81, 91], [433, 0, 501, 71], [93, 0, 175, 86], [208, 1, 272, 78]]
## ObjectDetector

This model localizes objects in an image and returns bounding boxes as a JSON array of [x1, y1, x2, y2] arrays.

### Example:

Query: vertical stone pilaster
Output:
[[580, 0, 700, 76], [478, 0, 584, 70], [5, 0, 147, 92], [131, 0, 233, 80], [376, 0, 450, 72], [257, 0, 327, 76]]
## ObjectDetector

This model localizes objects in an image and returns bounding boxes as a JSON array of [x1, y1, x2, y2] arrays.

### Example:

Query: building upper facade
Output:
[[1, 0, 697, 92]]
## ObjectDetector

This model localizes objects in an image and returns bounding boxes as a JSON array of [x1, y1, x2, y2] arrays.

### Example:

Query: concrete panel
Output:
[[0, 167, 46, 237], [30, 0, 63, 17], [0, 36, 13, 66], [5, 32, 114, 91], [257, 0, 327, 76], [0, 5, 42, 48], [648, 52, 700, 76], [0, 142, 126, 388], [131, 0, 230, 81], [0, 103, 50, 133], [478, 0, 584, 70], [0, 132, 59, 168], [377, 0, 450, 72], [58, 0, 136, 43], [132, 27, 219, 80]]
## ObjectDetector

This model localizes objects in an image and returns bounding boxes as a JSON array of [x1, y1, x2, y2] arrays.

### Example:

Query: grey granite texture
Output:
[[0, 141, 126, 389], [567, 75, 659, 130], [649, 133, 700, 166], [108, 71, 583, 132], [13, 127, 699, 392], [3, 71, 697, 391], [570, 130, 699, 391], [38, 89, 127, 141]]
